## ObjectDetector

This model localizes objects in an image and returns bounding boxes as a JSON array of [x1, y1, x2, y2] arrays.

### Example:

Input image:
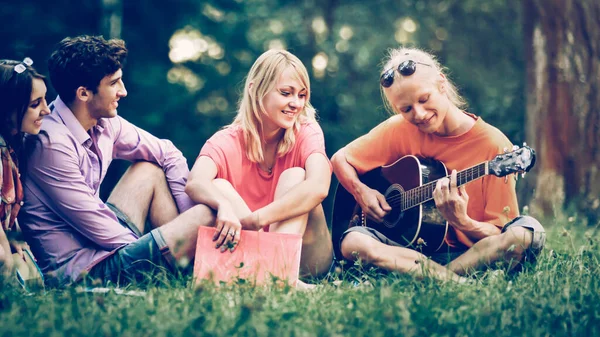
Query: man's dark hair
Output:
[[48, 35, 127, 103]]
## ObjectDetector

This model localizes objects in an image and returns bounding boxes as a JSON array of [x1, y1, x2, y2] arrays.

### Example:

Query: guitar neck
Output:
[[401, 162, 488, 211]]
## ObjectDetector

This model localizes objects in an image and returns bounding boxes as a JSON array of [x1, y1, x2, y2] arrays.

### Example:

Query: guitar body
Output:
[[332, 156, 449, 259]]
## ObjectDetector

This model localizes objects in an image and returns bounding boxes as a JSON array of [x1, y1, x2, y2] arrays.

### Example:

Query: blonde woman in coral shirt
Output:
[[186, 50, 334, 284]]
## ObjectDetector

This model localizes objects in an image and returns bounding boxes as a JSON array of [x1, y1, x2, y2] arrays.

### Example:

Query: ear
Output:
[[437, 73, 447, 93], [75, 86, 91, 102]]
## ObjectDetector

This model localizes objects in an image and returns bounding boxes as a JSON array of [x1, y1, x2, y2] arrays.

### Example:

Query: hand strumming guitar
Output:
[[354, 182, 392, 223]]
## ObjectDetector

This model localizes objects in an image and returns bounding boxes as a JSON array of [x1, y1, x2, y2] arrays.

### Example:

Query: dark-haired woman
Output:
[[0, 58, 50, 277]]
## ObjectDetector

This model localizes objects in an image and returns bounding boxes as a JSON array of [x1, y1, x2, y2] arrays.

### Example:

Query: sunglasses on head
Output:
[[380, 60, 432, 88]]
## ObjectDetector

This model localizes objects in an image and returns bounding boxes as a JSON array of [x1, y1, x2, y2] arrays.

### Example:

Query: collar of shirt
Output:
[[52, 96, 107, 148]]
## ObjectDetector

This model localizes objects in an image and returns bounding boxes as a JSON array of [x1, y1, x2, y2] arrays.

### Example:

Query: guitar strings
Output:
[[384, 164, 486, 211]]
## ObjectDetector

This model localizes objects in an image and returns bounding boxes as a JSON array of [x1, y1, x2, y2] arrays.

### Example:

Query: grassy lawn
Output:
[[1, 218, 599, 337]]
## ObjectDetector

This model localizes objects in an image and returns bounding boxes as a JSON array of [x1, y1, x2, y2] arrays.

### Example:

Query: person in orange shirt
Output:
[[185, 50, 334, 285], [331, 47, 545, 283]]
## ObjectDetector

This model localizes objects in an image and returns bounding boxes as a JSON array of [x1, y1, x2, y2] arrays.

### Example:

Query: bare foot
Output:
[[296, 280, 318, 290]]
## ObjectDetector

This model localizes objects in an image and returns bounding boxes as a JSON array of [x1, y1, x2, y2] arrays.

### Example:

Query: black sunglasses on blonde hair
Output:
[[380, 60, 432, 88]]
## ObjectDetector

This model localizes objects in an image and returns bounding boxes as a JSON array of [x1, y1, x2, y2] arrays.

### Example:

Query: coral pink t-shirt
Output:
[[199, 122, 331, 212]]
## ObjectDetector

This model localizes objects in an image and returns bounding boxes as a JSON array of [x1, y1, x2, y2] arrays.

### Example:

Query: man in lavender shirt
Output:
[[19, 35, 219, 287]]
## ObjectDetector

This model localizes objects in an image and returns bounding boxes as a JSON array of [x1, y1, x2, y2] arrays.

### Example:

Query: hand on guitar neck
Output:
[[432, 169, 471, 232]]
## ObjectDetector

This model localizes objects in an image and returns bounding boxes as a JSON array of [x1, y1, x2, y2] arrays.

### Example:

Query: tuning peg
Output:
[[512, 145, 519, 151], [503, 147, 509, 153], [514, 174, 519, 181], [521, 172, 526, 178], [523, 142, 527, 147], [504, 176, 508, 184]]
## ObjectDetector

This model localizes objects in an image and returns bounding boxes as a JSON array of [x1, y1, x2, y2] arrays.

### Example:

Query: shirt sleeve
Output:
[[110, 116, 194, 213], [199, 131, 230, 179], [345, 116, 408, 175], [27, 136, 137, 250], [296, 123, 332, 172]]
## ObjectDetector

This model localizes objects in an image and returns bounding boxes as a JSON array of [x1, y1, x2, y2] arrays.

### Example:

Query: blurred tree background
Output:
[[1, 0, 596, 224]]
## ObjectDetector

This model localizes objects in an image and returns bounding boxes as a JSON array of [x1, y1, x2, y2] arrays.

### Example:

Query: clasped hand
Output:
[[213, 207, 264, 252], [213, 204, 242, 252], [240, 211, 262, 231]]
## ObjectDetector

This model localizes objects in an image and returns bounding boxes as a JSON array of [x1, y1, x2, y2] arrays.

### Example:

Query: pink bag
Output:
[[193, 226, 302, 286]]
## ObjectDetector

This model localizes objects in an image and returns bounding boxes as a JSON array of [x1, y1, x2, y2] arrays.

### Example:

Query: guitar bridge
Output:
[[349, 213, 366, 228]]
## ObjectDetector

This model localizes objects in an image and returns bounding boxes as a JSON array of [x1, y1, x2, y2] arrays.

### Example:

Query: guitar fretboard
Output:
[[398, 162, 488, 211]]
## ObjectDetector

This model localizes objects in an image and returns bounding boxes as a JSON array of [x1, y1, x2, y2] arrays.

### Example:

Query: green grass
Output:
[[2, 221, 600, 337]]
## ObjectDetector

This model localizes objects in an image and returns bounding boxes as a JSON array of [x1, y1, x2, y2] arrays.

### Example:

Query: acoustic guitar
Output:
[[331, 145, 536, 257]]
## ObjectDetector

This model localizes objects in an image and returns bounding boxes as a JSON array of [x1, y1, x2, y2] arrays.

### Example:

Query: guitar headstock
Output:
[[489, 144, 536, 178]]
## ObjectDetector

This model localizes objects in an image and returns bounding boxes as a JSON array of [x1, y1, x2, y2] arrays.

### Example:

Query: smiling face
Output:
[[384, 69, 451, 135], [260, 66, 307, 135], [87, 68, 127, 120], [20, 78, 50, 135]]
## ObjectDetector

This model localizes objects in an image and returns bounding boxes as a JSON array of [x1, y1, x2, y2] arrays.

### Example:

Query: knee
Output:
[[274, 168, 306, 198], [213, 178, 235, 191], [186, 204, 216, 224], [341, 232, 378, 263], [279, 167, 305, 185], [129, 161, 165, 181], [499, 226, 533, 259]]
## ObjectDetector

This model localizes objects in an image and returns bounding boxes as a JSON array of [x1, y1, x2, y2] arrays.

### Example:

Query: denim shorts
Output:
[[340, 215, 546, 266], [500, 215, 546, 263], [85, 203, 178, 285], [340, 225, 467, 266]]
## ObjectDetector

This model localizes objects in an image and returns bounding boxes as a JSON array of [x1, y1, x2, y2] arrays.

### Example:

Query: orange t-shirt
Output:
[[345, 113, 519, 248], [199, 121, 331, 213]]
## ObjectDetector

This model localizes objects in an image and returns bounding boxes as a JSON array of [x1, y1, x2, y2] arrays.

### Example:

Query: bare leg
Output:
[[268, 168, 310, 234], [213, 173, 333, 279], [212, 179, 252, 219], [158, 204, 215, 263], [447, 226, 533, 275], [341, 231, 468, 283], [270, 168, 334, 277], [298, 205, 333, 277], [107, 162, 179, 234]]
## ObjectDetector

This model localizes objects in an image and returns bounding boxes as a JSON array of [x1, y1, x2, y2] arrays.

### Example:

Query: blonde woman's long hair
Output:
[[380, 47, 467, 114], [229, 49, 316, 163]]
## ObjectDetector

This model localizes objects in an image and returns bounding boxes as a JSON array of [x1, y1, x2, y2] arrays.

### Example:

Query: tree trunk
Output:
[[102, 0, 123, 39], [523, 0, 600, 223]]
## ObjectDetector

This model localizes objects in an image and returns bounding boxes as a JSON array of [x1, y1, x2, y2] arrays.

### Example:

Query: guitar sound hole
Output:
[[383, 185, 403, 228]]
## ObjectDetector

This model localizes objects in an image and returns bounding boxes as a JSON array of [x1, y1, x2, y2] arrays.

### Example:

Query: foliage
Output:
[[0, 0, 527, 208], [1, 224, 599, 336]]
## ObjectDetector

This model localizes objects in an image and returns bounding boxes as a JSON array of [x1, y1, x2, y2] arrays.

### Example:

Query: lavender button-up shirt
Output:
[[20, 97, 195, 286]]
